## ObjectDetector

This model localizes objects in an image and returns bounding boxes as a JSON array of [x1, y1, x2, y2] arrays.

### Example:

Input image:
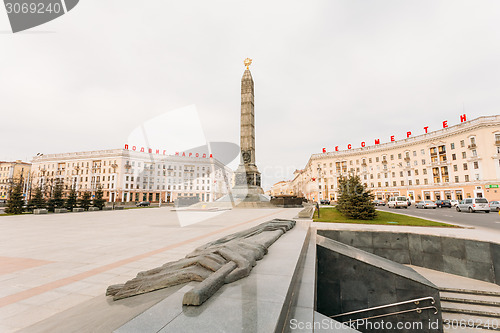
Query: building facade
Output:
[[293, 115, 500, 202], [0, 160, 31, 202], [30, 149, 233, 203], [269, 180, 293, 197]]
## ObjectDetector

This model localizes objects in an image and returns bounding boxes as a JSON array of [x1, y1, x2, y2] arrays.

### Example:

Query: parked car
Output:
[[488, 201, 500, 212], [415, 201, 437, 209], [435, 200, 452, 208], [373, 199, 386, 206], [136, 201, 151, 207], [450, 200, 459, 207], [320, 199, 330, 205], [388, 196, 408, 209], [456, 198, 490, 213]]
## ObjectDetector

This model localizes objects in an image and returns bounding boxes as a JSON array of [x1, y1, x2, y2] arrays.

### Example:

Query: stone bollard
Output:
[[103, 207, 113, 211], [54, 208, 68, 214], [88, 207, 100, 211], [34, 209, 48, 215], [73, 208, 85, 212], [114, 206, 124, 210]]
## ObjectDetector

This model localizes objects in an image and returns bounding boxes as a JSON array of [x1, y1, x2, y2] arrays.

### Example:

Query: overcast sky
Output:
[[1, 0, 500, 189]]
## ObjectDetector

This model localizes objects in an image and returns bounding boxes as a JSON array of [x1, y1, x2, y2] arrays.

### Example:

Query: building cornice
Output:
[[310, 115, 500, 162]]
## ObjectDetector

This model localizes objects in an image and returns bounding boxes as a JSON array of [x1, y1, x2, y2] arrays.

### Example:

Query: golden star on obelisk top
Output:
[[244, 58, 252, 70]]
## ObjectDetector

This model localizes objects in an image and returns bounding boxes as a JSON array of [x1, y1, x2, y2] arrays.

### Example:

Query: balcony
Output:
[[495, 140, 500, 146], [468, 143, 477, 149]]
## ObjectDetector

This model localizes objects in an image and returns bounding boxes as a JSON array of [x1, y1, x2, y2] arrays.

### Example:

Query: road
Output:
[[376, 205, 500, 231]]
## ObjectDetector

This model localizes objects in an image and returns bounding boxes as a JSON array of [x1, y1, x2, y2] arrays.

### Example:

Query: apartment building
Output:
[[0, 160, 31, 202], [292, 115, 500, 202], [30, 149, 233, 203]]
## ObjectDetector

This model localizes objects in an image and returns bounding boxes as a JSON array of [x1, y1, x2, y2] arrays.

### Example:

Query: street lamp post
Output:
[[317, 166, 321, 204]]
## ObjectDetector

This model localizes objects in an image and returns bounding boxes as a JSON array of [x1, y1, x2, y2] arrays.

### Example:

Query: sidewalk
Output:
[[0, 207, 301, 332], [312, 221, 500, 245]]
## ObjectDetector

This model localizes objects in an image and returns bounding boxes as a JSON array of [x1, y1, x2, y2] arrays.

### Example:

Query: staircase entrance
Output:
[[409, 266, 500, 332]]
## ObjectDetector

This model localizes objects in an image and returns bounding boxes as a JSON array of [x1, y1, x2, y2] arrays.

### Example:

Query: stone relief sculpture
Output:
[[106, 219, 296, 306]]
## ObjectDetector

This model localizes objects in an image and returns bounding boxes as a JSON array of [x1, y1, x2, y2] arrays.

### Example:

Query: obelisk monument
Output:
[[233, 58, 266, 201]]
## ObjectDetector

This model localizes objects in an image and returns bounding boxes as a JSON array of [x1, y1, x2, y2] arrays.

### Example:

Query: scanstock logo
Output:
[[4, 0, 79, 33]]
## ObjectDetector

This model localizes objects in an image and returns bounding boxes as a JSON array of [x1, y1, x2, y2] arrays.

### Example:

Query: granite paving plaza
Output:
[[0, 207, 301, 332]]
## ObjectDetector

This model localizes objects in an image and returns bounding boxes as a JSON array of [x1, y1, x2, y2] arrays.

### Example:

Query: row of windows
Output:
[[37, 160, 118, 170], [320, 173, 480, 190], [124, 183, 211, 191], [319, 134, 500, 171]]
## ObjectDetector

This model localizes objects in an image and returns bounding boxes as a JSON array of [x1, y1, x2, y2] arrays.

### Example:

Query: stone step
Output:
[[442, 313, 500, 331], [444, 326, 497, 333], [441, 300, 500, 318], [440, 291, 500, 307], [440, 287, 500, 297]]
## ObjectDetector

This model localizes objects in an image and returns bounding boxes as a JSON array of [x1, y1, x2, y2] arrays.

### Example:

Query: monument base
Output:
[[187, 186, 274, 210]]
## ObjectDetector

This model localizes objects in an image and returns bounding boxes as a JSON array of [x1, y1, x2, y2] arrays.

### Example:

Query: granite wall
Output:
[[317, 230, 500, 285]]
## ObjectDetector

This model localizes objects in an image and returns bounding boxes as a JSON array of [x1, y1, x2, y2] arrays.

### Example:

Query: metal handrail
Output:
[[329, 296, 435, 319], [342, 306, 438, 324]]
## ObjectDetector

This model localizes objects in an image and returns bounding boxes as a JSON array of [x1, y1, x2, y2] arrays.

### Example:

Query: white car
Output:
[[415, 201, 437, 209], [450, 200, 459, 207], [388, 196, 408, 209], [456, 198, 490, 213]]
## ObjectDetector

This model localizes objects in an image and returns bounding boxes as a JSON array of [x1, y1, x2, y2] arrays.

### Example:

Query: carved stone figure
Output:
[[106, 219, 296, 306]]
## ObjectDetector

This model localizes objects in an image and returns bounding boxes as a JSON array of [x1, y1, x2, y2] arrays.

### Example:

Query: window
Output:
[[465, 175, 469, 182], [470, 137, 476, 145], [369, 158, 372, 163], [415, 170, 419, 175], [399, 171, 403, 177], [422, 159, 426, 165], [452, 154, 456, 160], [392, 181, 396, 186], [474, 161, 479, 169], [472, 149, 477, 157], [423, 169, 427, 175], [462, 152, 466, 159], [390, 155, 394, 160], [414, 160, 418, 166], [453, 165, 458, 172], [409, 180, 412, 185], [475, 174, 480, 180], [424, 178, 428, 185], [385, 182, 389, 187], [416, 179, 420, 185], [376, 157, 379, 162], [463, 163, 468, 170], [398, 153, 402, 159], [401, 181, 404, 186], [421, 149, 425, 155], [450, 143, 455, 150], [460, 140, 465, 147]]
